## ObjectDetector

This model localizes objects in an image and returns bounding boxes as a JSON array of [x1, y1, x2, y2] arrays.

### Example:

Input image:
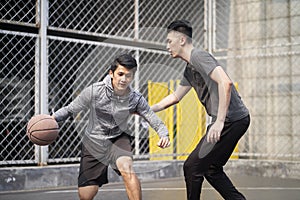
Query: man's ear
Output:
[[109, 70, 114, 78], [180, 35, 186, 46]]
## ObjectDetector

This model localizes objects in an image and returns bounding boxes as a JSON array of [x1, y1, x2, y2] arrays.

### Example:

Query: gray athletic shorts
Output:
[[78, 133, 132, 187]]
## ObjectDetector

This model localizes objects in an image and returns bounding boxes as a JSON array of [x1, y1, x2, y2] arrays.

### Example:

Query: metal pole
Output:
[[204, 0, 213, 125], [207, 0, 213, 53], [212, 0, 216, 52], [134, 0, 140, 155], [37, 0, 49, 166], [204, 0, 208, 50]]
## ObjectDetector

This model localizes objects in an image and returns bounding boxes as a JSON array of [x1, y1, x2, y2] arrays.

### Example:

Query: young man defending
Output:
[[151, 20, 250, 200]]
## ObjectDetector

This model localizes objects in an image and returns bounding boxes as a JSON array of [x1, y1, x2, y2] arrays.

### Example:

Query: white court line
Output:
[[45, 187, 300, 194]]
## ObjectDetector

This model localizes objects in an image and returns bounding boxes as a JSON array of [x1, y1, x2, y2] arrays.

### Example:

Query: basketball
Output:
[[26, 114, 59, 146]]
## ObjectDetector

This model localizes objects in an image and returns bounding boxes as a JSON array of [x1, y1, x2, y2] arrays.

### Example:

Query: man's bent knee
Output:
[[183, 160, 197, 177], [78, 185, 99, 200], [116, 156, 134, 174]]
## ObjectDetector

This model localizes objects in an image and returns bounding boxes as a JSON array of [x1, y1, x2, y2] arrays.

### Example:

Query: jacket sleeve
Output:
[[54, 85, 93, 122], [136, 96, 169, 138]]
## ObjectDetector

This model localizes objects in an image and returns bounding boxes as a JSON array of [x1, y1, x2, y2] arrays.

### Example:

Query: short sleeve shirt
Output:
[[180, 49, 249, 122]]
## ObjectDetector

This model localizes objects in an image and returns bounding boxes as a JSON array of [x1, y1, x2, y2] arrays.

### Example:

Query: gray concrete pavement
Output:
[[1, 175, 300, 200]]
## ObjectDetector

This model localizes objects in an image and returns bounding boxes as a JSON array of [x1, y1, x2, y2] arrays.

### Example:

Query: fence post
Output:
[[134, 50, 140, 156], [134, 0, 140, 156], [35, 0, 49, 166]]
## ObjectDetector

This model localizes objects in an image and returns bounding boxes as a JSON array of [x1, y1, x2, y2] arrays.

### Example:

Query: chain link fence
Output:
[[1, 0, 300, 166]]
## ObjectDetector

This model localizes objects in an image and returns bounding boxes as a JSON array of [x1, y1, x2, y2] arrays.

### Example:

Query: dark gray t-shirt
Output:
[[180, 48, 249, 122]]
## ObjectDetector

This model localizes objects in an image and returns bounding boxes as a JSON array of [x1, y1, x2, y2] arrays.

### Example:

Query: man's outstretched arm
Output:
[[151, 85, 192, 112]]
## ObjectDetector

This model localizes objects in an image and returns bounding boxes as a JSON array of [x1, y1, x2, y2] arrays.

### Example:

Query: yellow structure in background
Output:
[[148, 81, 174, 160], [148, 81, 239, 160], [176, 81, 206, 160]]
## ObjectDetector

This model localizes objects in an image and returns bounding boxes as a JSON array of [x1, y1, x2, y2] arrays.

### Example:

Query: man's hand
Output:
[[207, 120, 224, 143], [51, 115, 56, 121], [157, 136, 171, 148]]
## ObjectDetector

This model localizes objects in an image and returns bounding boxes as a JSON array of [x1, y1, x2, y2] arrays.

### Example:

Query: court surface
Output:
[[1, 175, 300, 200]]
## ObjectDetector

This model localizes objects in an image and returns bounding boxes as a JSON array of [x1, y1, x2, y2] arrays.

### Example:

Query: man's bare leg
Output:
[[116, 156, 142, 200], [78, 185, 99, 200]]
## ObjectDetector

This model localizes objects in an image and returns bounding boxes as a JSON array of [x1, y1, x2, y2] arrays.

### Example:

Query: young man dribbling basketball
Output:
[[52, 54, 170, 200], [151, 20, 250, 199]]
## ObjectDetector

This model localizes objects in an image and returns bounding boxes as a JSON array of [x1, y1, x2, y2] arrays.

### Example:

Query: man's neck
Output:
[[180, 44, 194, 63]]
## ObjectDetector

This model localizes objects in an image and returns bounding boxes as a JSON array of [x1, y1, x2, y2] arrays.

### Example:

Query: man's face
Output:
[[109, 64, 135, 95], [166, 31, 182, 58]]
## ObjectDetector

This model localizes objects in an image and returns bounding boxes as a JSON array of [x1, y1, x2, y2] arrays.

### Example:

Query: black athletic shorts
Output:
[[78, 133, 133, 187]]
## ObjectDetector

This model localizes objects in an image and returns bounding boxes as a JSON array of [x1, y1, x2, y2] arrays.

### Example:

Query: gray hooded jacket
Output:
[[54, 75, 168, 141]]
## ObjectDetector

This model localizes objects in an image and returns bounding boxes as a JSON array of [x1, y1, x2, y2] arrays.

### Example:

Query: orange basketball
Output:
[[26, 114, 59, 146]]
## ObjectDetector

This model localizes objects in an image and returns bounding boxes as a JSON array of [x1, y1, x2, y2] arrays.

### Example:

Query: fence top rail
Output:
[[0, 29, 38, 38], [47, 35, 169, 55]]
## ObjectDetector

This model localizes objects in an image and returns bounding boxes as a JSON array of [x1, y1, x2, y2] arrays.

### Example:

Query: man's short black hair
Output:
[[167, 20, 193, 39], [110, 53, 137, 72]]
